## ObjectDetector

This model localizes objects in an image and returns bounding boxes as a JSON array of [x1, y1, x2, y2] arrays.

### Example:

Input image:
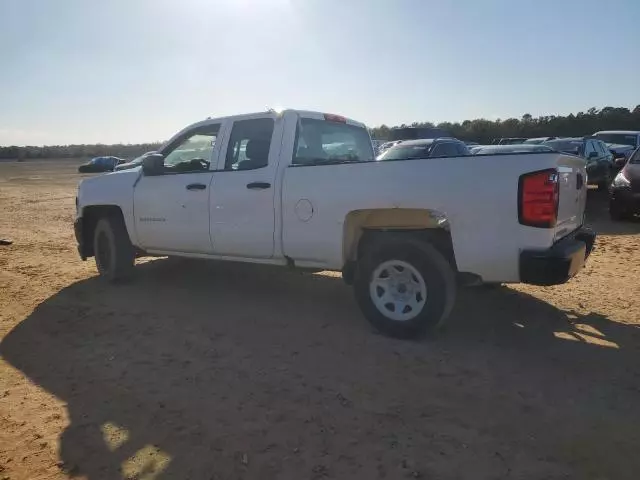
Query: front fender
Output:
[[78, 169, 141, 244]]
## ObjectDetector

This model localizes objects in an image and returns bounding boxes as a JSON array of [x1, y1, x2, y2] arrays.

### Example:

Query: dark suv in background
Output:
[[544, 137, 614, 191]]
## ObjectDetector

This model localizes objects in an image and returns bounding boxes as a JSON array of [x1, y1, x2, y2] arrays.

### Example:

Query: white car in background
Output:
[[378, 140, 403, 153], [472, 144, 554, 155]]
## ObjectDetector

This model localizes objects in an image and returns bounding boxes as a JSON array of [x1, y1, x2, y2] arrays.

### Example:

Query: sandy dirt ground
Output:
[[0, 159, 639, 480]]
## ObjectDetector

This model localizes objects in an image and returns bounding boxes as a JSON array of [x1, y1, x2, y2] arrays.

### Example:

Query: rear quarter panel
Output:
[[281, 153, 572, 282]]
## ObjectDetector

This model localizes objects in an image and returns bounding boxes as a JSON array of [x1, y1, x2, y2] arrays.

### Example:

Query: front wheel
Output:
[[354, 236, 456, 339], [93, 216, 135, 282]]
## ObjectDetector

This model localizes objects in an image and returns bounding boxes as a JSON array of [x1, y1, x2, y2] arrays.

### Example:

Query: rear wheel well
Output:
[[359, 229, 456, 266], [81, 205, 126, 258], [343, 228, 457, 284]]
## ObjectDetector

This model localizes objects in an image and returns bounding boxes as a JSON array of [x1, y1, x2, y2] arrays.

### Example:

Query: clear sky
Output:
[[1, 0, 638, 146]]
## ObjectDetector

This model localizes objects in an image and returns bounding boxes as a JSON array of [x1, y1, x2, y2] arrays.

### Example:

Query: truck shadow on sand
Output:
[[2, 259, 639, 479]]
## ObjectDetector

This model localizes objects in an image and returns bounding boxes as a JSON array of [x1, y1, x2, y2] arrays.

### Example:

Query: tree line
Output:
[[371, 105, 640, 144], [1, 105, 639, 159], [0, 142, 162, 161]]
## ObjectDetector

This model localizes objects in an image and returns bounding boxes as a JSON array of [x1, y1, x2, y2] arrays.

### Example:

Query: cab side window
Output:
[[224, 118, 275, 171], [162, 124, 220, 173], [584, 140, 597, 159]]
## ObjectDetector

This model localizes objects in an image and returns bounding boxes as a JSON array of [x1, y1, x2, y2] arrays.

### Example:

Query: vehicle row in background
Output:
[[610, 147, 640, 221], [377, 138, 469, 160], [594, 130, 640, 167], [544, 137, 613, 191], [470, 144, 553, 155]]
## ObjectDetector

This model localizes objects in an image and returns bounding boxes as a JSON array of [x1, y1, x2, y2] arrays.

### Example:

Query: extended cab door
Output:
[[133, 121, 226, 254], [208, 114, 284, 258]]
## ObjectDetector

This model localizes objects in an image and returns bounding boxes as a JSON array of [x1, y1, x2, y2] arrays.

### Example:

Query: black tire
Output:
[[354, 235, 456, 339], [93, 215, 135, 282]]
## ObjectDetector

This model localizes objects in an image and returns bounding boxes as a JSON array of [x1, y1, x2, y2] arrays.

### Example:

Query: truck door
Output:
[[133, 122, 224, 254], [209, 114, 284, 258]]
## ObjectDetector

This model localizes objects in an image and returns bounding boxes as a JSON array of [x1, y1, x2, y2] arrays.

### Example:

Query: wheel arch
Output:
[[341, 208, 456, 284], [80, 205, 127, 258]]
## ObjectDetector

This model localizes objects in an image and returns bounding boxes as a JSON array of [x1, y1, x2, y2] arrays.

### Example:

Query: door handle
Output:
[[186, 183, 207, 191], [246, 182, 271, 190]]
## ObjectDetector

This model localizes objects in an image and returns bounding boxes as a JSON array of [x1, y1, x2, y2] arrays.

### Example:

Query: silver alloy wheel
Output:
[[369, 259, 427, 321]]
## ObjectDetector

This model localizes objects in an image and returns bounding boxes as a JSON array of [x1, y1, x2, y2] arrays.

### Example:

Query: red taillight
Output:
[[323, 113, 347, 123], [518, 169, 559, 228]]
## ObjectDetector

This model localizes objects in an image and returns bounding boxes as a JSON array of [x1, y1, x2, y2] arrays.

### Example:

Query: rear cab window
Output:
[[293, 116, 374, 166]]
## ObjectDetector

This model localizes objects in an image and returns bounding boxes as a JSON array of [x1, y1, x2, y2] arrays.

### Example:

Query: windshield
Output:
[[595, 133, 638, 147], [629, 148, 640, 164], [524, 138, 545, 144], [293, 118, 374, 165], [545, 140, 582, 154], [377, 143, 433, 160]]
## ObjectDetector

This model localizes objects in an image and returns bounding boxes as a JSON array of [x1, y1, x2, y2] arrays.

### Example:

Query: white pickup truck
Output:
[[75, 109, 595, 338]]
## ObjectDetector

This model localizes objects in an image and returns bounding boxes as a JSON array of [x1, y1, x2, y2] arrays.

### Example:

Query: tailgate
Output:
[[554, 154, 588, 241]]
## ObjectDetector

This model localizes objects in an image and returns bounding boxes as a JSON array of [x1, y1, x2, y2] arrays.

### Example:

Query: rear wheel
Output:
[[93, 216, 135, 282], [354, 235, 456, 339]]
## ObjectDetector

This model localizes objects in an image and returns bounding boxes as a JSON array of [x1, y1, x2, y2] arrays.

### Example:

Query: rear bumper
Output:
[[74, 217, 87, 260], [520, 227, 596, 286]]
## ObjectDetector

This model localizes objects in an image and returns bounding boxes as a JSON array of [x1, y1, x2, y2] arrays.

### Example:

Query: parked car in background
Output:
[[468, 145, 487, 154], [376, 138, 469, 160], [493, 138, 527, 145], [544, 137, 613, 191], [115, 151, 157, 171], [77, 156, 124, 173], [524, 137, 557, 144], [609, 147, 640, 220], [472, 144, 554, 155], [378, 140, 403, 154], [594, 131, 640, 167]]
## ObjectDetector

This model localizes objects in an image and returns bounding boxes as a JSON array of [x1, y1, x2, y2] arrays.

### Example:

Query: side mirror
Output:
[[588, 151, 598, 159], [142, 154, 165, 176]]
